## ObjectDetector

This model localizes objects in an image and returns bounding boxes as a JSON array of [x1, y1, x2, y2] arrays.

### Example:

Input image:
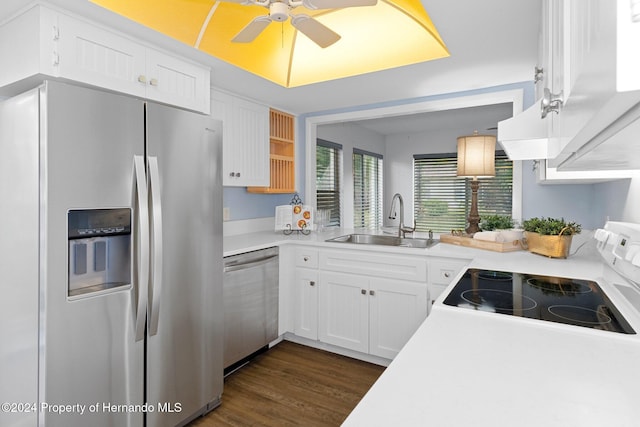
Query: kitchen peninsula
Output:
[[227, 226, 640, 427]]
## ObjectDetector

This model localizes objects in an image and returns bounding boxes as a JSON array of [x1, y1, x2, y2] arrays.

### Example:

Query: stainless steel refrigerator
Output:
[[0, 80, 223, 427]]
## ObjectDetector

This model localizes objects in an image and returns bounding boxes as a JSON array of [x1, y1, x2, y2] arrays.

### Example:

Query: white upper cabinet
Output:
[[56, 13, 147, 98], [0, 5, 210, 114], [211, 89, 270, 187], [144, 49, 210, 113], [499, 0, 640, 174]]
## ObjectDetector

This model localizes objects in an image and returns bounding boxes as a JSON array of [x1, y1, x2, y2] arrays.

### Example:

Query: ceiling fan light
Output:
[[270, 2, 289, 22]]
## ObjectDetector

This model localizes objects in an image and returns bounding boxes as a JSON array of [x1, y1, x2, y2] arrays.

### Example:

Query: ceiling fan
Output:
[[220, 0, 377, 48]]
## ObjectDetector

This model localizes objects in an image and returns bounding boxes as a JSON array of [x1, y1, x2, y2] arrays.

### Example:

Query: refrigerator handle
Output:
[[133, 155, 150, 342], [148, 156, 163, 337]]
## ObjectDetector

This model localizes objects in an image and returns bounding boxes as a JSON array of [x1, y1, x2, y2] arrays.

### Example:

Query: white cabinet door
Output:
[[145, 49, 210, 114], [318, 271, 369, 353], [317, 268, 428, 359], [211, 89, 270, 187], [545, 0, 569, 156], [57, 13, 147, 98], [294, 268, 318, 340], [369, 278, 427, 360], [232, 97, 269, 186]]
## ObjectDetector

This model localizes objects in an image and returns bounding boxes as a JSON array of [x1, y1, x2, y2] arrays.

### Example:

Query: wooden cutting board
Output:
[[440, 234, 522, 252]]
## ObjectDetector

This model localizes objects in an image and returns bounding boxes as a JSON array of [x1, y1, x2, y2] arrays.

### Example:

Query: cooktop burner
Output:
[[460, 289, 538, 312], [443, 269, 635, 334]]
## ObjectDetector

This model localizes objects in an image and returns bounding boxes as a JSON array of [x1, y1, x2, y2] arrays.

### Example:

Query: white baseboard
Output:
[[281, 333, 391, 367]]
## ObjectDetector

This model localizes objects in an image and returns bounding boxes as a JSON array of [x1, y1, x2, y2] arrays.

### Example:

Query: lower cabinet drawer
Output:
[[428, 259, 469, 286], [294, 248, 318, 269]]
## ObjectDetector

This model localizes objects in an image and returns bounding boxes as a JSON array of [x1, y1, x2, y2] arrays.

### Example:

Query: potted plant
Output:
[[480, 215, 515, 231], [521, 217, 582, 258], [479, 215, 523, 242]]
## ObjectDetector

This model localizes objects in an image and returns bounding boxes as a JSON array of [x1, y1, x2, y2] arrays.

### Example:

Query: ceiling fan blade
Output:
[[302, 0, 376, 10], [232, 16, 272, 43], [290, 14, 340, 48]]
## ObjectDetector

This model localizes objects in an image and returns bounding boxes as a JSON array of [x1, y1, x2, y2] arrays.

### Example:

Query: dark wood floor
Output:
[[189, 341, 385, 427]]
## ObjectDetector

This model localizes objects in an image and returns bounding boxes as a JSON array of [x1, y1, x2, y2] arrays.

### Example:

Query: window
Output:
[[413, 151, 513, 232], [316, 139, 342, 227], [353, 148, 383, 229]]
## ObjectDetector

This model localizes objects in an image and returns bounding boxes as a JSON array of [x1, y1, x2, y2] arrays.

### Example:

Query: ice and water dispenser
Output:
[[68, 208, 131, 298]]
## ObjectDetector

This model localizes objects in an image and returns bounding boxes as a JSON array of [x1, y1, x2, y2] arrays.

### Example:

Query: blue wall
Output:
[[520, 160, 597, 229], [223, 188, 295, 221]]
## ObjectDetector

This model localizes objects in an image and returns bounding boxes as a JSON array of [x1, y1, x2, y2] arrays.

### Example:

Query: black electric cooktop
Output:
[[443, 269, 636, 334]]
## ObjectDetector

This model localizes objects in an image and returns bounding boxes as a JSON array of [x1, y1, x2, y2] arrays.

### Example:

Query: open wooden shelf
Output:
[[248, 108, 296, 194]]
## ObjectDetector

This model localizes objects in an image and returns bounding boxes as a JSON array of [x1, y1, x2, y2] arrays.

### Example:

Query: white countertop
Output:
[[225, 228, 640, 426], [224, 228, 602, 280], [344, 305, 640, 427]]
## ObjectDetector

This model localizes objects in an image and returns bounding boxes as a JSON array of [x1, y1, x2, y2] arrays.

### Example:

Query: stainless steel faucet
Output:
[[388, 193, 416, 238]]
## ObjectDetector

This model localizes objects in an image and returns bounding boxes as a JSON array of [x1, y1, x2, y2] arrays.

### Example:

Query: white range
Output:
[[344, 221, 640, 427]]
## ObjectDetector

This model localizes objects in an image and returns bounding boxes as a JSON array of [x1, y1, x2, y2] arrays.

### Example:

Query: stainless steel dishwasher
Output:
[[223, 246, 279, 372]]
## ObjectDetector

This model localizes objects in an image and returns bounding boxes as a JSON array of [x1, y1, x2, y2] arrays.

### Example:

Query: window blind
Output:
[[316, 139, 342, 227], [413, 151, 513, 232], [353, 148, 383, 229]]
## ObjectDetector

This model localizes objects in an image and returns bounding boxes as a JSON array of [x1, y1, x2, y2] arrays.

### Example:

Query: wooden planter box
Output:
[[523, 231, 573, 258]]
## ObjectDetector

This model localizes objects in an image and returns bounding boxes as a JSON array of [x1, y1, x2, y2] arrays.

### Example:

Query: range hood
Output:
[[497, 101, 550, 161], [498, 94, 640, 172]]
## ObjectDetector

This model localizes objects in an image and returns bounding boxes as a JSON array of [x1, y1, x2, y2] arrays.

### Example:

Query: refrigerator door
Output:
[[41, 81, 145, 427], [0, 89, 40, 427], [145, 103, 223, 427]]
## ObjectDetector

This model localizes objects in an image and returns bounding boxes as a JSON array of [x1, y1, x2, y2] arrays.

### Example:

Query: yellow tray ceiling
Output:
[[90, 0, 449, 88]]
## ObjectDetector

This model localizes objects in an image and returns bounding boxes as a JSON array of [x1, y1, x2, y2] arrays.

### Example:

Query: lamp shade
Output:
[[456, 132, 496, 178]]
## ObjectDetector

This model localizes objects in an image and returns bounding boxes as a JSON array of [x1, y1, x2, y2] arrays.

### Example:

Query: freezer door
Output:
[[145, 103, 223, 427], [0, 89, 40, 427], [41, 81, 145, 427]]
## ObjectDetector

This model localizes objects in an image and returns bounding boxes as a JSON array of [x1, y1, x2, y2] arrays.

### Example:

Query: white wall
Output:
[[317, 122, 386, 228], [384, 129, 458, 227]]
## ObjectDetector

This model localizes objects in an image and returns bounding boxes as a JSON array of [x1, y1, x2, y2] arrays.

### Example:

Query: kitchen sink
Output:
[[325, 234, 438, 249]]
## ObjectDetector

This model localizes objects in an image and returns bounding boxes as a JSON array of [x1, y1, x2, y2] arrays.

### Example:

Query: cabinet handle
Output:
[[236, 172, 241, 177], [138, 75, 147, 84], [369, 290, 375, 296], [303, 256, 309, 261], [444, 272, 450, 278], [149, 78, 158, 87], [52, 25, 60, 41], [361, 289, 366, 295], [309, 281, 315, 287], [540, 87, 564, 118], [52, 52, 59, 67]]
